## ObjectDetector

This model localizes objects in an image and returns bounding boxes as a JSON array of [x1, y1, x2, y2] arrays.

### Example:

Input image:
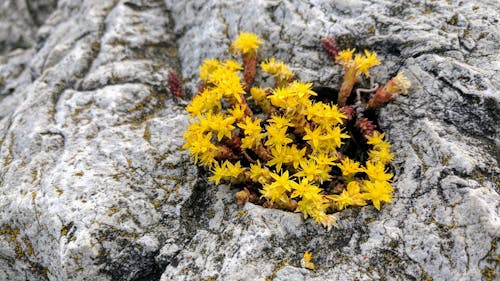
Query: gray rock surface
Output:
[[0, 0, 498, 281]]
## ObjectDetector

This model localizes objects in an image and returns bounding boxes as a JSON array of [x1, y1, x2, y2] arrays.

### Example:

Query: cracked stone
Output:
[[0, 0, 499, 281]]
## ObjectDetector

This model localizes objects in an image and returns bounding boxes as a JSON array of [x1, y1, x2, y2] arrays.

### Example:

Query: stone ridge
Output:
[[0, 0, 498, 281], [1, 0, 195, 280]]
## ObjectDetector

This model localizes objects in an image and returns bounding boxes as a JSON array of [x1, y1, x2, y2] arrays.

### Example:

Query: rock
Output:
[[1, 1, 196, 280], [0, 0, 58, 55], [0, 0, 498, 281]]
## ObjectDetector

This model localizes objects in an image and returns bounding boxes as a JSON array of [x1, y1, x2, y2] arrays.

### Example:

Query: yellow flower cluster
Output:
[[337, 49, 381, 77], [231, 32, 263, 55], [183, 32, 397, 229], [261, 58, 294, 85]]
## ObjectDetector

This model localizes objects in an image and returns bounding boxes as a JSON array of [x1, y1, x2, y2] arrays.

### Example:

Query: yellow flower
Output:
[[201, 59, 245, 104], [261, 58, 294, 81], [318, 213, 337, 230], [270, 170, 298, 192], [303, 127, 323, 151], [208, 160, 245, 184], [250, 87, 267, 102], [185, 33, 398, 228], [327, 189, 351, 211], [225, 161, 246, 178], [260, 183, 288, 204], [327, 181, 366, 210], [261, 170, 296, 203], [266, 146, 290, 171], [365, 131, 385, 146], [289, 81, 317, 98], [353, 50, 380, 77], [200, 112, 235, 141], [368, 147, 394, 164], [361, 180, 392, 210], [301, 251, 315, 270], [336, 48, 355, 63], [265, 145, 306, 171], [310, 152, 337, 167], [222, 59, 243, 72], [305, 102, 345, 127], [321, 126, 350, 150], [208, 160, 246, 185], [294, 158, 331, 183], [267, 115, 294, 129], [286, 145, 307, 169], [231, 32, 263, 55], [240, 136, 253, 150], [228, 104, 247, 121], [240, 135, 261, 149], [295, 194, 328, 220], [337, 49, 380, 77], [199, 59, 220, 81], [249, 161, 272, 184], [364, 161, 393, 182], [237, 116, 262, 136], [337, 157, 362, 176], [182, 130, 218, 166], [264, 124, 293, 147], [268, 87, 297, 108], [208, 161, 229, 185], [291, 178, 321, 199], [186, 89, 222, 117]]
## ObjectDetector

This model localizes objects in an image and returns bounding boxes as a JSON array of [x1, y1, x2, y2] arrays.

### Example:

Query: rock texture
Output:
[[0, 0, 498, 281]]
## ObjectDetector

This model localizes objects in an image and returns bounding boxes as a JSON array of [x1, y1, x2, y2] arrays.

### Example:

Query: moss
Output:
[[421, 270, 433, 281], [61, 222, 74, 237], [70, 108, 83, 119], [481, 266, 497, 281], [335, 34, 356, 49], [22, 237, 34, 256], [29, 263, 48, 278], [236, 210, 248, 217], [0, 225, 20, 242], [447, 14, 458, 26], [364, 217, 376, 224], [31, 170, 38, 182], [265, 260, 288, 281], [441, 156, 449, 165], [207, 208, 216, 219], [90, 41, 101, 53], [143, 121, 151, 143], [388, 239, 399, 249], [481, 241, 499, 281], [108, 207, 120, 217], [15, 244, 24, 259], [111, 38, 128, 47]]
